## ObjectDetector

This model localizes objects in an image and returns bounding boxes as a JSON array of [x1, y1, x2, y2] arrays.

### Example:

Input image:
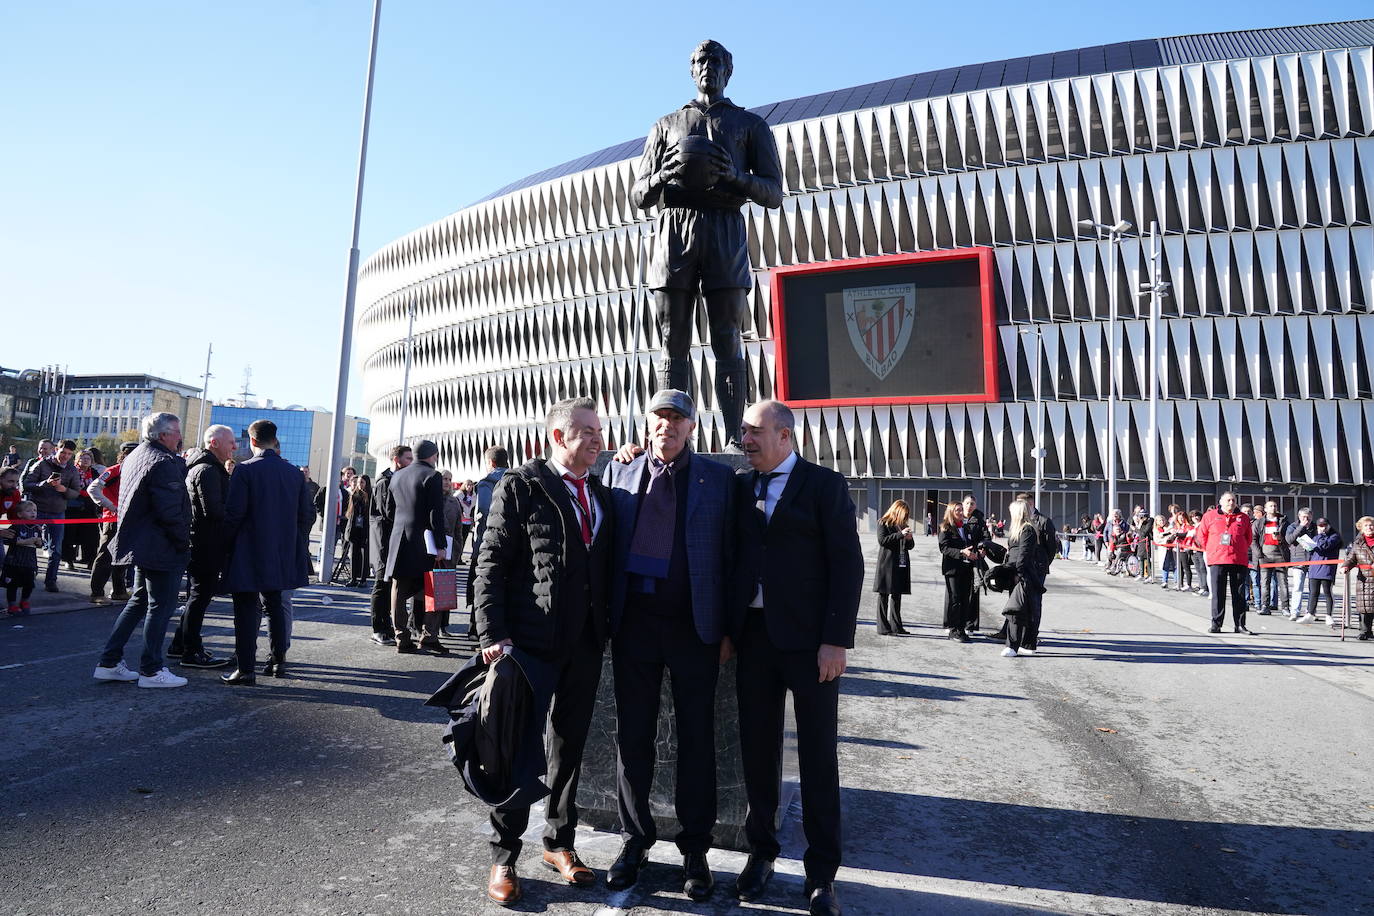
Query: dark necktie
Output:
[[563, 473, 592, 546], [754, 471, 780, 514]]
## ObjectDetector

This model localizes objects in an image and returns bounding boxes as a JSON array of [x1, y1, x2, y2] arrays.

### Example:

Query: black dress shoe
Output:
[[1207, 625, 1222, 633], [396, 640, 419, 654], [807, 881, 842, 916], [220, 670, 256, 686], [606, 842, 648, 890], [262, 656, 287, 677], [682, 852, 713, 901], [734, 856, 774, 901], [1235, 626, 1254, 635]]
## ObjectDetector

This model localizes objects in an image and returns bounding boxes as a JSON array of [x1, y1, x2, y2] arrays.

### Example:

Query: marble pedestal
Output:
[[577, 652, 750, 851], [577, 450, 757, 852]]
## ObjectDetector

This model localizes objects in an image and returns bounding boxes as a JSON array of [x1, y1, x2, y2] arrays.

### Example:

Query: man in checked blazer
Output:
[[601, 388, 737, 901]]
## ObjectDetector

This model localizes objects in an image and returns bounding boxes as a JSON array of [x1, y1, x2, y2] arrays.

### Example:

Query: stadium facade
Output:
[[358, 21, 1374, 528]]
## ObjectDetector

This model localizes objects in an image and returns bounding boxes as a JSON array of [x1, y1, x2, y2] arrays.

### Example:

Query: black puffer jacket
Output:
[[110, 440, 190, 571], [185, 448, 230, 562], [473, 459, 612, 657]]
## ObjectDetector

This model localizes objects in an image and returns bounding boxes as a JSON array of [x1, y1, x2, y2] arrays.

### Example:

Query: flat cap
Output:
[[646, 388, 696, 421]]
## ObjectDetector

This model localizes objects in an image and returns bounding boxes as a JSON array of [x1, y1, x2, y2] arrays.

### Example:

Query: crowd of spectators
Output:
[[1056, 496, 1372, 638]]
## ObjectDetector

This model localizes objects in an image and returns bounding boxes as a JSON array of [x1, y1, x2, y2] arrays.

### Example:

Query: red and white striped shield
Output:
[[843, 284, 916, 380]]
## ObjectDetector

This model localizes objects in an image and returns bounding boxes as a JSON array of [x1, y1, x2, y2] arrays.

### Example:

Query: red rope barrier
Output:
[[0, 515, 115, 526]]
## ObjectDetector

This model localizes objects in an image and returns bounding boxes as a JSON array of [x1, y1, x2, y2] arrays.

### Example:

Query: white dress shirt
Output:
[[547, 455, 603, 541], [750, 450, 799, 607]]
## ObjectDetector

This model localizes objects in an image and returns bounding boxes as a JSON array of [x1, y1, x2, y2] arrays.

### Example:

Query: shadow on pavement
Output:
[[842, 786, 1374, 915], [840, 674, 1024, 703], [1047, 634, 1374, 668]]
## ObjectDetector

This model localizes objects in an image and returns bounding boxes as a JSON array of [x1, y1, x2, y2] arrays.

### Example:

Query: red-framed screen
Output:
[[770, 247, 998, 407]]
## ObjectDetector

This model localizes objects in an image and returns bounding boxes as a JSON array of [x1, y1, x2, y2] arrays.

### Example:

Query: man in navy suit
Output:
[[601, 389, 736, 900], [731, 399, 863, 916], [218, 419, 317, 685]]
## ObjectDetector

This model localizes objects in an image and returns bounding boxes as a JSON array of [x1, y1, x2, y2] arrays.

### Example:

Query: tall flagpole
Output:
[[320, 0, 383, 584]]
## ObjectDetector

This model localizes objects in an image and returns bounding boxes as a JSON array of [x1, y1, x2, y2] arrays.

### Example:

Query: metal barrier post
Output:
[[1339, 569, 1350, 641]]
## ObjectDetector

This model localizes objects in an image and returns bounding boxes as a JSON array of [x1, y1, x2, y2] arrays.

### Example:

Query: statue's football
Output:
[[674, 134, 723, 192]]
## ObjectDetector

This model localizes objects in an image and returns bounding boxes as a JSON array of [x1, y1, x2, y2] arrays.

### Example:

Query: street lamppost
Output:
[[1139, 221, 1171, 517], [1078, 218, 1132, 518], [1018, 325, 1045, 508]]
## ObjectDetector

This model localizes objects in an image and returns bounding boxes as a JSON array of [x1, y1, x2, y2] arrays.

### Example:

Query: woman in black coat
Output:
[[1002, 499, 1047, 657], [938, 501, 984, 643], [874, 499, 914, 636], [344, 475, 372, 587]]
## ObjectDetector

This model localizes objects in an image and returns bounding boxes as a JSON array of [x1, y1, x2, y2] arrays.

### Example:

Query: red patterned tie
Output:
[[563, 473, 593, 546]]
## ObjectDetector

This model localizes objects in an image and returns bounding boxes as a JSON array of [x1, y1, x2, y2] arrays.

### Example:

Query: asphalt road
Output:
[[1, 535, 1372, 915]]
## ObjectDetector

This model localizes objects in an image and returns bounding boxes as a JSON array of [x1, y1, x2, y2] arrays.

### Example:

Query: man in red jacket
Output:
[[1194, 491, 1255, 634]]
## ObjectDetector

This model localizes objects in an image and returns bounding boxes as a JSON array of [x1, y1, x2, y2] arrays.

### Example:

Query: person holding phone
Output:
[[874, 499, 914, 636], [938, 501, 983, 643], [22, 438, 84, 593]]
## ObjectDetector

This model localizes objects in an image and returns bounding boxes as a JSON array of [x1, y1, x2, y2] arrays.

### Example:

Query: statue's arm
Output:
[[631, 121, 673, 211], [719, 119, 784, 209]]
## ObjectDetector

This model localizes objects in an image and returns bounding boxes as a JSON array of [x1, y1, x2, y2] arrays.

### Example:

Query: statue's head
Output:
[[689, 39, 732, 95]]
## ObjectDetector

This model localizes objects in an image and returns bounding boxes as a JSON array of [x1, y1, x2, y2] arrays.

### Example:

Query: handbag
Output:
[[425, 568, 460, 614], [1001, 578, 1028, 618], [982, 562, 1016, 593]]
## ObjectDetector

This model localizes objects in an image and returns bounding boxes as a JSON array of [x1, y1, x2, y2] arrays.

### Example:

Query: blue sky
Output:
[[3, 1, 1366, 414]]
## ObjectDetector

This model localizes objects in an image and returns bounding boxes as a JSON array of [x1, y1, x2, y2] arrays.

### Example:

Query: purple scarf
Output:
[[625, 450, 686, 581]]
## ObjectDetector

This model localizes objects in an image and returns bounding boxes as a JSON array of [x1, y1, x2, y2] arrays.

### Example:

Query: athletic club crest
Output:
[[843, 284, 916, 380]]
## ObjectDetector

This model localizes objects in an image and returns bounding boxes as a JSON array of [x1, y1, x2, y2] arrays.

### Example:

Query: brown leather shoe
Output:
[[487, 864, 521, 906], [543, 848, 596, 886], [418, 635, 450, 655]]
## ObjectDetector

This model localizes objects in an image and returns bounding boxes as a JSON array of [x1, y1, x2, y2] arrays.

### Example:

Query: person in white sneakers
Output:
[[92, 412, 192, 689]]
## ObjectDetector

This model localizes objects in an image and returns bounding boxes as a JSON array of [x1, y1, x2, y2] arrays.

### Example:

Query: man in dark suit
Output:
[[384, 440, 448, 655], [473, 396, 613, 906], [367, 444, 413, 646], [219, 419, 316, 685], [601, 389, 735, 900], [731, 399, 863, 916]]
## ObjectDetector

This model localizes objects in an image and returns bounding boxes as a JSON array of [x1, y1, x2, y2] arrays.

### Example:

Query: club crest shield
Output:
[[843, 284, 916, 380]]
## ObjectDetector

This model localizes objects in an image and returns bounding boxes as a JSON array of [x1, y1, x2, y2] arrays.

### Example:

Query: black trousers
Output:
[[736, 611, 841, 885], [231, 590, 290, 670], [612, 608, 718, 854], [392, 575, 437, 640], [490, 626, 603, 865], [170, 560, 221, 655], [1006, 585, 1043, 652], [369, 575, 391, 636], [1308, 578, 1335, 617], [89, 521, 130, 598], [942, 571, 974, 630], [1209, 565, 1249, 629], [875, 594, 905, 634], [348, 537, 369, 582]]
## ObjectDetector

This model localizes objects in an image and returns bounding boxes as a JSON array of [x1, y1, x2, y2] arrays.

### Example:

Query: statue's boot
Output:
[[716, 359, 747, 452]]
